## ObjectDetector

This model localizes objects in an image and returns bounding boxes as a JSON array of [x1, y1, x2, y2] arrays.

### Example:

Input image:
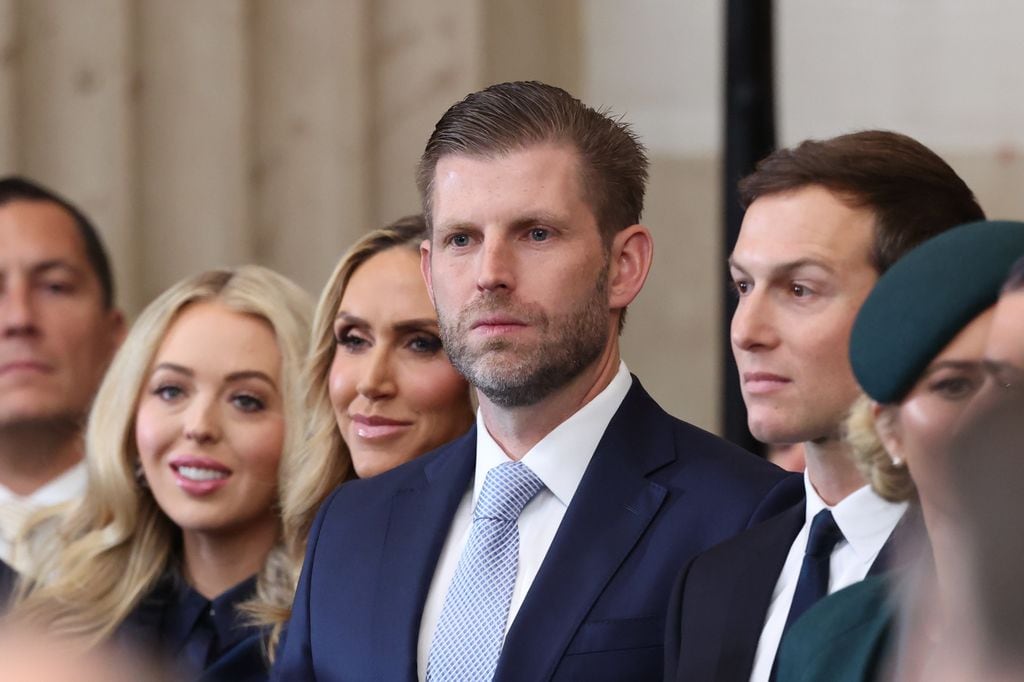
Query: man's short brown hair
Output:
[[739, 130, 985, 272], [416, 81, 649, 245]]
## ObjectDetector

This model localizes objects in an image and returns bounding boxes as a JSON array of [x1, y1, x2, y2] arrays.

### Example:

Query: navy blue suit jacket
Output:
[[664, 492, 911, 682], [273, 378, 793, 681]]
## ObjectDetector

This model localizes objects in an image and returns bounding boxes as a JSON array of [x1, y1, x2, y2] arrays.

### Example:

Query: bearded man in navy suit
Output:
[[272, 81, 791, 682]]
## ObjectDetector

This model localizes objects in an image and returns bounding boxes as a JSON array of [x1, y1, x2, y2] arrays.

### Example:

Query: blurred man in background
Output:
[[0, 176, 123, 577]]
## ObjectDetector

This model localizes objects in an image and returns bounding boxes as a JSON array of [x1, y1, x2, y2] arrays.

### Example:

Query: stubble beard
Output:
[[438, 268, 611, 408]]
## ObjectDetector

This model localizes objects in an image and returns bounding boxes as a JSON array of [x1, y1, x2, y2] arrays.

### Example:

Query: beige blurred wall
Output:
[[2, 1, 1023, 435], [0, 0, 485, 313]]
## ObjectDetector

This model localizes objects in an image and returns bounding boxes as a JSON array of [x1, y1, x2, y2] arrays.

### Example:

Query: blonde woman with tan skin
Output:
[[255, 215, 474, 654], [11, 266, 312, 682]]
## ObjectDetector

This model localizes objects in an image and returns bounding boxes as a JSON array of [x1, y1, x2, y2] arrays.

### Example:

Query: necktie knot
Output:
[[805, 509, 844, 559], [473, 461, 545, 523]]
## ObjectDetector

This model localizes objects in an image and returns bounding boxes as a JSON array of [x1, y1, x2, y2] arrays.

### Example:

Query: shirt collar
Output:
[[0, 461, 88, 507], [474, 361, 632, 507], [803, 472, 908, 562], [163, 572, 260, 654]]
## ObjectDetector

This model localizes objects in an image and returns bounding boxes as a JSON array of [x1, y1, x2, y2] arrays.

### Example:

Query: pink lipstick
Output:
[[350, 414, 413, 440]]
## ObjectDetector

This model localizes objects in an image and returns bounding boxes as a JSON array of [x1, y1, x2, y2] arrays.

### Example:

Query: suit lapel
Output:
[[370, 429, 477, 681], [494, 380, 672, 682], [716, 501, 805, 681]]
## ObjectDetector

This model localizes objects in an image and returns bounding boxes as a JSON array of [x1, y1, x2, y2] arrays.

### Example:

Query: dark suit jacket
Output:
[[664, 494, 910, 682], [272, 377, 794, 682]]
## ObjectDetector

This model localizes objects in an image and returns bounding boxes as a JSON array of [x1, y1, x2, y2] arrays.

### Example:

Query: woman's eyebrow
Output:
[[393, 319, 439, 334], [224, 370, 278, 390], [334, 311, 368, 326], [921, 360, 983, 377]]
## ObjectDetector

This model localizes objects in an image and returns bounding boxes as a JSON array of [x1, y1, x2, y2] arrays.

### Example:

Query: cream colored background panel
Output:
[[251, 0, 371, 295], [18, 0, 137, 309], [0, 0, 16, 171], [370, 0, 484, 222], [137, 0, 252, 304], [622, 155, 721, 432]]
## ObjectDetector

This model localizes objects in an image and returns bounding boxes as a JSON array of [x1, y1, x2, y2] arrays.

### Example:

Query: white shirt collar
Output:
[[803, 471, 908, 562], [0, 460, 88, 507], [474, 361, 632, 507]]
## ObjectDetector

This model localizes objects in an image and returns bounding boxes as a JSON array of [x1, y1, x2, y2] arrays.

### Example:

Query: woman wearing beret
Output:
[[939, 277, 1024, 680], [775, 221, 1024, 682], [251, 215, 474, 656], [12, 266, 312, 682]]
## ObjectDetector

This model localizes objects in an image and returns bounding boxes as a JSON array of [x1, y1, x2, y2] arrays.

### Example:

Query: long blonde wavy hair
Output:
[[252, 215, 430, 654], [11, 266, 312, 650]]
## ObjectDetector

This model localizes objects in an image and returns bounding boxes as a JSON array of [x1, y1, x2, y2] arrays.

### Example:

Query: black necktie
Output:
[[783, 509, 845, 633], [769, 509, 845, 682]]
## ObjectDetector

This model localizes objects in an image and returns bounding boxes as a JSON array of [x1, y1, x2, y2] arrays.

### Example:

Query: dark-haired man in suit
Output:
[[273, 81, 792, 682], [0, 176, 124, 591], [665, 131, 986, 682]]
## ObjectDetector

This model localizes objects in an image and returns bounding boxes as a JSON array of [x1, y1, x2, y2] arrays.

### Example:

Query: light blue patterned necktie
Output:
[[426, 461, 545, 682]]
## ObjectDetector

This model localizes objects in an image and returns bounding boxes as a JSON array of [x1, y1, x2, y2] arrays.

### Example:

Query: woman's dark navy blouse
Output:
[[117, 573, 268, 682]]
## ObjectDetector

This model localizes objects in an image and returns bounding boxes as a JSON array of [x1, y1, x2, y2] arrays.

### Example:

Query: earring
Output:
[[890, 453, 905, 468]]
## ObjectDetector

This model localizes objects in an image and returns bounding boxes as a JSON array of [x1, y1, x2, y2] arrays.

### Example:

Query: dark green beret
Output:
[[850, 220, 1024, 403]]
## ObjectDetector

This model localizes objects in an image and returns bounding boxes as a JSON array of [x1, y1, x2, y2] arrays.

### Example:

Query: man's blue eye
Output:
[[530, 228, 549, 242], [451, 234, 470, 247]]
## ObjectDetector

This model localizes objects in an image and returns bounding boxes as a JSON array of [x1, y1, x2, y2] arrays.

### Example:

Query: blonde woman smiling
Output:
[[256, 215, 474, 655], [12, 266, 312, 682]]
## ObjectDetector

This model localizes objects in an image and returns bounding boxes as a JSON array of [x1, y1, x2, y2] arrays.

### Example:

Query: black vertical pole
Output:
[[722, 0, 775, 454]]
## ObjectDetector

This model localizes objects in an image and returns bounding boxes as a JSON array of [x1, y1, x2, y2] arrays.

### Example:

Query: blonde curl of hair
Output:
[[844, 394, 916, 503]]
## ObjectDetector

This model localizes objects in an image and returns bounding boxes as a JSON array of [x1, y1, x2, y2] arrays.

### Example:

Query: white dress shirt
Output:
[[0, 461, 87, 566], [748, 472, 908, 682], [416, 362, 633, 680]]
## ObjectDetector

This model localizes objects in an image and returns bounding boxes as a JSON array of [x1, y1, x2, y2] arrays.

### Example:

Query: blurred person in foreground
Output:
[[935, 383, 1024, 680], [273, 80, 791, 682], [0, 622, 179, 682], [252, 215, 474, 658], [775, 221, 1024, 681], [899, 255, 1024, 682], [0, 176, 124, 579], [11, 266, 312, 682], [666, 131, 985, 682]]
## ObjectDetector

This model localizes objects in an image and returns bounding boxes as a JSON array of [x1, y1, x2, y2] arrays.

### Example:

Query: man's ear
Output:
[[607, 224, 654, 310], [107, 308, 127, 351], [420, 238, 436, 307]]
